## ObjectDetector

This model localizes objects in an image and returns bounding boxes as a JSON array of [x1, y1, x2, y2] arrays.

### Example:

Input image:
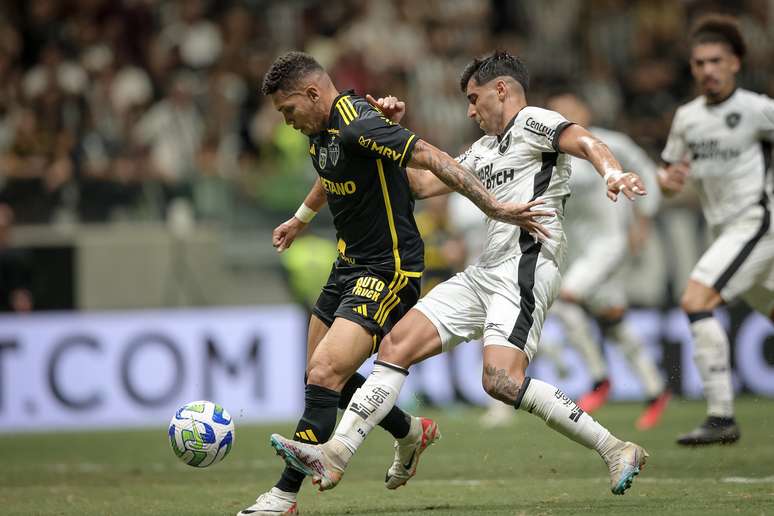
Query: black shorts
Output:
[[312, 261, 421, 352]]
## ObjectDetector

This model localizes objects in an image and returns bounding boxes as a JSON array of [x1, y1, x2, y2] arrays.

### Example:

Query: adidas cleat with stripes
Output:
[[269, 434, 343, 491], [605, 441, 649, 495], [385, 417, 441, 489]]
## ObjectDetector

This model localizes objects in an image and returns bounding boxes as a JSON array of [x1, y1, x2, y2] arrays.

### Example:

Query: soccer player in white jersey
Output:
[[545, 91, 671, 430], [658, 15, 774, 446], [269, 50, 650, 497]]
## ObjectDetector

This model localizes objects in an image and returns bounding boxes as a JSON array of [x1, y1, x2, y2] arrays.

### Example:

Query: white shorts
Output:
[[691, 202, 774, 315], [414, 253, 561, 361], [562, 233, 627, 312]]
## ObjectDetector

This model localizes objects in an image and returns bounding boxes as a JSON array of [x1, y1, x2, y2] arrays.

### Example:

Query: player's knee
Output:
[[376, 333, 413, 369], [306, 360, 346, 391], [681, 283, 720, 314]]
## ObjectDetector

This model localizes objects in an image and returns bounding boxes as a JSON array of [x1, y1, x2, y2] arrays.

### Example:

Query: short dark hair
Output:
[[690, 14, 746, 59], [459, 50, 529, 93], [261, 51, 324, 95]]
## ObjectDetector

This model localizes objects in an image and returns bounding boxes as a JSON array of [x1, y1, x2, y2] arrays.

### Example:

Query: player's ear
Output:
[[496, 80, 507, 100], [306, 85, 320, 103], [730, 54, 740, 74]]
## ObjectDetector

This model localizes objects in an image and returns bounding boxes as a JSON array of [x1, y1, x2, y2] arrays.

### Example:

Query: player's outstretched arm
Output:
[[406, 167, 454, 199], [273, 178, 327, 253], [408, 139, 553, 239], [557, 124, 647, 202]]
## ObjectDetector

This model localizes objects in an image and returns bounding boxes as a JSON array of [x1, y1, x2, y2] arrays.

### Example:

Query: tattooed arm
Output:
[[406, 166, 453, 199], [408, 139, 552, 238]]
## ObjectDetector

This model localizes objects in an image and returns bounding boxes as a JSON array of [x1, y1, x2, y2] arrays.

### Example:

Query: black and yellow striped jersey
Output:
[[308, 90, 424, 276]]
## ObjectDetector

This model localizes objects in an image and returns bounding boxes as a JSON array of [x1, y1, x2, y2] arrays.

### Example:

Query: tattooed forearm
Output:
[[408, 139, 501, 217], [483, 365, 522, 403]]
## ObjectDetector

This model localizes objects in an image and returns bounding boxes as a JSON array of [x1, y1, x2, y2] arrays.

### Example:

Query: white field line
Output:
[[23, 466, 774, 485]]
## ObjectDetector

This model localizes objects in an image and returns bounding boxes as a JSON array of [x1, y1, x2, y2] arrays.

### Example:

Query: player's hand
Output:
[[493, 199, 554, 241], [272, 217, 307, 253], [366, 94, 406, 123], [656, 161, 690, 196], [606, 171, 647, 202]]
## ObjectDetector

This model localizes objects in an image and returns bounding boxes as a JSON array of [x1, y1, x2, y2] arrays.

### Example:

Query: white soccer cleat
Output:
[[385, 416, 441, 489], [237, 488, 298, 515], [605, 440, 649, 495], [270, 433, 344, 491]]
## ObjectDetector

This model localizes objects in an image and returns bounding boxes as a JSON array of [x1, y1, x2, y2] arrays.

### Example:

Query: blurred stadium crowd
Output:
[[0, 0, 772, 310]]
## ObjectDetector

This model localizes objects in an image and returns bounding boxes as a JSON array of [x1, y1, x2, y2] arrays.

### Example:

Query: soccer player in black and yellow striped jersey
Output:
[[237, 51, 551, 516]]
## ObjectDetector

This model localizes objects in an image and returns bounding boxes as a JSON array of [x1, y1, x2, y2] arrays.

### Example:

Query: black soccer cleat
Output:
[[676, 416, 740, 446]]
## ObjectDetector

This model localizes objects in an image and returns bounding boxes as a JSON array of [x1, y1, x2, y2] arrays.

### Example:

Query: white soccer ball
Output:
[[168, 400, 235, 468]]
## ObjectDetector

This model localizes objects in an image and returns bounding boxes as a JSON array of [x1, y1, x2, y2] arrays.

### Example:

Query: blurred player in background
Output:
[[270, 50, 651, 498], [544, 90, 671, 430], [0, 203, 34, 313], [659, 15, 774, 446], [241, 51, 547, 515]]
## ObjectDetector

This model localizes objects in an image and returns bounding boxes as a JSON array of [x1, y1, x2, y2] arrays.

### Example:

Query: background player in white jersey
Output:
[[545, 90, 671, 430], [658, 15, 774, 446], [269, 50, 650, 497]]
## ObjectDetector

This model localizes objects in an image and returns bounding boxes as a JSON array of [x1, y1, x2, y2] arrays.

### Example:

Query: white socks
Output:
[[271, 487, 297, 501], [518, 377, 618, 457], [332, 363, 407, 460], [607, 321, 665, 399], [553, 301, 608, 382], [691, 316, 734, 417]]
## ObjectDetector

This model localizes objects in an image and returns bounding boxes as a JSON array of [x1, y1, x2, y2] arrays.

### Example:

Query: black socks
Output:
[[275, 384, 340, 493]]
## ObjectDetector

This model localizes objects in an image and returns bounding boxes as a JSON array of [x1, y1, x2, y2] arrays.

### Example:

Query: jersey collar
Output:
[[497, 110, 521, 142], [328, 89, 356, 128], [705, 87, 738, 107]]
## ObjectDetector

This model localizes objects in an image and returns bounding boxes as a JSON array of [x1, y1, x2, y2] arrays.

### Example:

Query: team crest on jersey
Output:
[[318, 146, 328, 168], [725, 112, 741, 128], [498, 133, 511, 155], [328, 141, 340, 166]]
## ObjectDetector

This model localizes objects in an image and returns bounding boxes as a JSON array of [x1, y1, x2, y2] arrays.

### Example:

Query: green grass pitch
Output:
[[2, 397, 774, 515]]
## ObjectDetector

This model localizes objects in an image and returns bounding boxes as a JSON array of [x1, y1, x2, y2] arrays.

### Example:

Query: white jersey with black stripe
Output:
[[661, 88, 774, 227], [457, 106, 573, 268]]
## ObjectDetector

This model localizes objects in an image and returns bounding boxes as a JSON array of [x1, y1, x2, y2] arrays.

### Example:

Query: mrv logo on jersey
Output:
[[357, 135, 402, 161], [348, 386, 391, 420]]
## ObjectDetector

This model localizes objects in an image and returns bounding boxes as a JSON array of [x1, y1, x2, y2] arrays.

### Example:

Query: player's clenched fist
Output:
[[272, 217, 306, 253], [366, 94, 406, 123], [656, 161, 690, 196]]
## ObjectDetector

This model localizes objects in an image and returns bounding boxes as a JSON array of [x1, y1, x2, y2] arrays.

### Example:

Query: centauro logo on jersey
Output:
[[524, 117, 556, 140], [358, 135, 402, 161], [352, 276, 385, 301], [321, 177, 357, 195]]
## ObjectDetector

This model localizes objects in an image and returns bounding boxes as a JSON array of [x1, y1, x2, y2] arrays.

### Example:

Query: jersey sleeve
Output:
[[520, 107, 574, 153], [454, 145, 476, 171], [340, 114, 418, 167], [661, 107, 688, 163], [754, 93, 774, 141]]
